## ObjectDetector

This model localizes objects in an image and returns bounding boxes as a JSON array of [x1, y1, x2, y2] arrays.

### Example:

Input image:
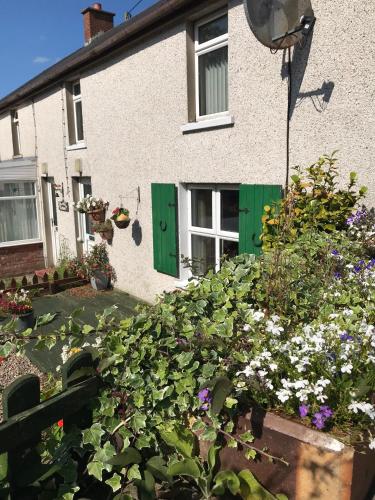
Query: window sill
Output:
[[181, 115, 234, 134], [0, 239, 42, 249], [66, 143, 87, 151]]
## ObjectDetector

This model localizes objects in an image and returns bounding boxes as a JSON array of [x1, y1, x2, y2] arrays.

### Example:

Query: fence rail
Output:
[[0, 351, 100, 496], [0, 270, 88, 296]]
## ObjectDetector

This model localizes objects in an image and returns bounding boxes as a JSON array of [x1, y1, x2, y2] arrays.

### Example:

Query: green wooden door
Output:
[[239, 184, 282, 255], [151, 183, 179, 277]]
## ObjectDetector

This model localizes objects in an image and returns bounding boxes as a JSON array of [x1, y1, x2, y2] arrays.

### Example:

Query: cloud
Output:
[[33, 56, 50, 64]]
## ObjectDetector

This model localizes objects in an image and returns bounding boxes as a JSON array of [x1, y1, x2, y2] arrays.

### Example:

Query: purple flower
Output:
[[319, 405, 334, 419], [312, 412, 326, 430], [198, 388, 212, 410], [331, 250, 340, 256], [353, 265, 362, 274], [340, 333, 353, 342], [299, 404, 309, 418], [176, 337, 188, 346], [334, 272, 342, 280]]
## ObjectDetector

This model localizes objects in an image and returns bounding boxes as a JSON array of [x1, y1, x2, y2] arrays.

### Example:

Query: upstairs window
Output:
[[11, 110, 21, 156], [195, 12, 228, 119], [66, 81, 84, 145]]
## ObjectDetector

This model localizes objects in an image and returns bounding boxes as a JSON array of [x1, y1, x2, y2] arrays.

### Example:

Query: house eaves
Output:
[[0, 0, 222, 114]]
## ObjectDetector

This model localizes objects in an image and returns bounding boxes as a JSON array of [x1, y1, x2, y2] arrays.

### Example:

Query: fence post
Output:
[[3, 375, 41, 497], [62, 351, 96, 432]]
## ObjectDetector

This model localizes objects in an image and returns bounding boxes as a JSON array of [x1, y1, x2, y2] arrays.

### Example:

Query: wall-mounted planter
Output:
[[200, 409, 375, 500], [114, 218, 130, 229], [88, 209, 106, 222], [99, 229, 114, 241]]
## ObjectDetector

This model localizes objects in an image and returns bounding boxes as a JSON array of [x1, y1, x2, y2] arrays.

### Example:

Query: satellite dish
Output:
[[244, 0, 315, 49]]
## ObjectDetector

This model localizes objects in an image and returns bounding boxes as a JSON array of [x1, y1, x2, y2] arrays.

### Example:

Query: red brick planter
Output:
[[201, 409, 375, 500]]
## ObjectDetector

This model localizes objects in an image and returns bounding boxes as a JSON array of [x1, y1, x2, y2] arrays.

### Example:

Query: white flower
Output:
[[243, 324, 251, 332], [341, 363, 353, 374], [257, 370, 268, 378], [269, 363, 278, 372], [253, 311, 265, 322], [236, 366, 254, 377], [369, 438, 375, 450], [276, 388, 292, 403], [348, 402, 375, 420]]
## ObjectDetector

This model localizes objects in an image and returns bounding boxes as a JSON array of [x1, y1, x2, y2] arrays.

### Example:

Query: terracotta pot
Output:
[[99, 229, 114, 241], [16, 311, 35, 331], [88, 208, 105, 222], [199, 409, 375, 500], [114, 217, 130, 229]]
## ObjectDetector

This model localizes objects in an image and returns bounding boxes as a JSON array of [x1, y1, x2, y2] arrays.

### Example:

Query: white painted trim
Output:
[[181, 115, 234, 133], [0, 239, 42, 248], [66, 143, 87, 151]]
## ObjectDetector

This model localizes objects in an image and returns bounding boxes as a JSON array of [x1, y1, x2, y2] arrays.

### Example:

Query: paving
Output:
[[1, 286, 141, 374]]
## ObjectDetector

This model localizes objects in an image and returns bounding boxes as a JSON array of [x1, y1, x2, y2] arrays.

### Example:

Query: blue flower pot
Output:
[[17, 311, 35, 331], [90, 271, 110, 291]]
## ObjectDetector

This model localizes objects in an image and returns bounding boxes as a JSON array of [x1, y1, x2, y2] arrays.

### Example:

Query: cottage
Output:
[[0, 0, 374, 302]]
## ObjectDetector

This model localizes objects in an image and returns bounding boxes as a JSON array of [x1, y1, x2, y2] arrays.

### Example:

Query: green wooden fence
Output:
[[0, 351, 101, 498]]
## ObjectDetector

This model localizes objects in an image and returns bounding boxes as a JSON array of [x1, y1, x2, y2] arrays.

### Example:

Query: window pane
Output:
[[73, 83, 81, 96], [199, 46, 228, 116], [75, 101, 84, 141], [220, 190, 239, 232], [191, 234, 216, 276], [191, 189, 212, 228], [0, 181, 35, 197], [198, 15, 228, 44], [0, 199, 38, 242], [220, 239, 238, 259], [82, 182, 94, 235]]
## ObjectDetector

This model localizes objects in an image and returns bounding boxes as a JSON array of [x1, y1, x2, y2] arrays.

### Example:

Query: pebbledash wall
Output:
[[0, 0, 374, 302]]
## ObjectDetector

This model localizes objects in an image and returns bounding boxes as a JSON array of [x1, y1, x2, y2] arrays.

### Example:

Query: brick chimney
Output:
[[81, 3, 115, 45]]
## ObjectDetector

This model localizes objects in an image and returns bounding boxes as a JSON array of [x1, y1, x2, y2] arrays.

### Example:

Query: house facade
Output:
[[0, 0, 374, 302]]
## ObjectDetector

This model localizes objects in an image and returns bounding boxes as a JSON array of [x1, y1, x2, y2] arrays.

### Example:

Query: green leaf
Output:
[[82, 324, 95, 334], [200, 426, 217, 442], [106, 473, 122, 492], [207, 445, 220, 471], [35, 312, 57, 327], [0, 342, 14, 357], [0, 453, 7, 482], [214, 470, 241, 496], [87, 461, 104, 481], [159, 425, 196, 458], [146, 456, 171, 484], [107, 447, 142, 466], [82, 423, 105, 448], [131, 413, 147, 433], [210, 377, 233, 416], [238, 470, 277, 500], [128, 464, 142, 481], [167, 458, 201, 479], [136, 470, 156, 500], [240, 431, 255, 443]]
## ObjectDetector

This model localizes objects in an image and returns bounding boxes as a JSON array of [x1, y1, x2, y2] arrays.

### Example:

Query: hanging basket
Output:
[[88, 208, 106, 222], [114, 217, 131, 229], [99, 229, 114, 241]]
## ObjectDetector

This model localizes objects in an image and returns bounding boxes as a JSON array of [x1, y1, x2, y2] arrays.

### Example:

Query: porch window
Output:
[[195, 12, 228, 119], [0, 181, 39, 244], [188, 185, 239, 275], [66, 81, 85, 145]]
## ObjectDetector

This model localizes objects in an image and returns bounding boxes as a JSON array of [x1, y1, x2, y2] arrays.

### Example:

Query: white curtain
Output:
[[199, 46, 228, 116], [0, 191, 38, 244]]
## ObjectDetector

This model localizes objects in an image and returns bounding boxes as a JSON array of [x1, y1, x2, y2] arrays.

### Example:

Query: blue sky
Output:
[[0, 0, 158, 98]]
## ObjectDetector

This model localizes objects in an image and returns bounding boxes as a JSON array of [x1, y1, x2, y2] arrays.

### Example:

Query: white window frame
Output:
[[72, 82, 84, 144], [0, 180, 42, 247], [78, 178, 95, 253], [187, 184, 239, 275], [194, 10, 229, 121], [11, 110, 21, 157]]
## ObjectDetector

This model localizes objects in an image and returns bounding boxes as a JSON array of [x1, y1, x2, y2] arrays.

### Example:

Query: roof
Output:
[[0, 0, 204, 113]]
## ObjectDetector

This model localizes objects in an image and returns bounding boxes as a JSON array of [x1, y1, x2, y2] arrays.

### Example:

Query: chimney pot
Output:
[[81, 3, 115, 44]]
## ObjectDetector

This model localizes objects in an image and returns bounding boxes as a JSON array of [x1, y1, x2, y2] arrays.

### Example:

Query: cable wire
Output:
[[128, 0, 145, 15]]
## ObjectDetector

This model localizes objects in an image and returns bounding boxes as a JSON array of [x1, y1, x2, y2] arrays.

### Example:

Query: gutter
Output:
[[0, 0, 200, 113]]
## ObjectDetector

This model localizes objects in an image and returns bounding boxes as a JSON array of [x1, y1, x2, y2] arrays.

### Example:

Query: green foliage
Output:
[[262, 153, 367, 250]]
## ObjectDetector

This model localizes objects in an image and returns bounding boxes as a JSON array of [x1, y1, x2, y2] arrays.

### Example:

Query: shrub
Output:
[[262, 153, 367, 250]]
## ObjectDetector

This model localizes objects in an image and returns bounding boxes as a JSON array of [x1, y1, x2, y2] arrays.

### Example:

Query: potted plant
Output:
[[93, 219, 114, 241], [0, 289, 35, 330], [85, 243, 117, 290], [111, 206, 130, 228], [73, 195, 109, 222]]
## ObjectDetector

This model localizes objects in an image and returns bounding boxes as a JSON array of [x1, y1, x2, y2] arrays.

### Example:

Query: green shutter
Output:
[[151, 183, 179, 277], [239, 184, 282, 255]]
